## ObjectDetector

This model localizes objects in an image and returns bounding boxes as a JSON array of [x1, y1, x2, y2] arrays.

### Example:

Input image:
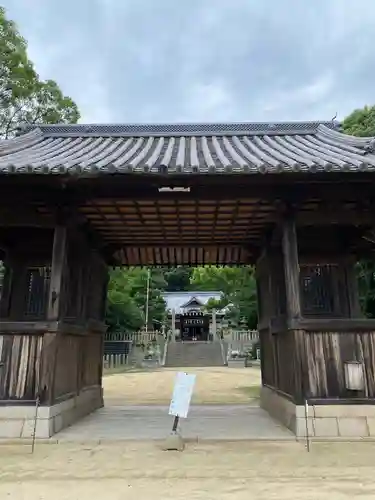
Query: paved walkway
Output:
[[55, 404, 294, 442]]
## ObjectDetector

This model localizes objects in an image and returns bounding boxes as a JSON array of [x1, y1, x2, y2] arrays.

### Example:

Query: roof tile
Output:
[[1, 121, 374, 175]]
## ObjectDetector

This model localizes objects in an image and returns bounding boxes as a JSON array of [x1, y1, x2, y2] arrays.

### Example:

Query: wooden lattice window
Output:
[[25, 266, 51, 318], [300, 264, 336, 316]]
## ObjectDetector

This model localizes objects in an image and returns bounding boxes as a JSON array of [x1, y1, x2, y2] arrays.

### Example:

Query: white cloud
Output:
[[181, 82, 236, 122], [3, 0, 375, 123]]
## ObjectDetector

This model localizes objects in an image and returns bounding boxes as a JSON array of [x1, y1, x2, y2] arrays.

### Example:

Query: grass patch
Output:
[[237, 385, 261, 399]]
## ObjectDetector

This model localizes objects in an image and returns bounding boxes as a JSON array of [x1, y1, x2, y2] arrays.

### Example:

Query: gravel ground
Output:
[[103, 366, 261, 406], [1, 440, 375, 499]]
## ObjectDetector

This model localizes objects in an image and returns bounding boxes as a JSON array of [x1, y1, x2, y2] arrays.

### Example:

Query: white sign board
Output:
[[169, 372, 196, 419]]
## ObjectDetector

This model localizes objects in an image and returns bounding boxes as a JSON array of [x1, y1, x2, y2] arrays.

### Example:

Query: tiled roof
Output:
[[1, 121, 375, 174], [162, 291, 222, 314]]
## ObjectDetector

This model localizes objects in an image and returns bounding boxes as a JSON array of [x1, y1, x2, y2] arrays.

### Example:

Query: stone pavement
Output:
[[55, 404, 294, 442]]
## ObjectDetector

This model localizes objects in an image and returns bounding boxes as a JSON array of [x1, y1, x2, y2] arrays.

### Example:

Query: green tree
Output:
[[191, 266, 244, 296], [0, 6, 79, 138], [342, 104, 375, 317], [342, 105, 375, 137], [106, 268, 144, 333], [163, 266, 193, 291], [231, 268, 258, 329], [205, 296, 227, 311], [190, 265, 258, 328], [127, 267, 167, 329], [105, 267, 167, 333], [356, 261, 375, 318]]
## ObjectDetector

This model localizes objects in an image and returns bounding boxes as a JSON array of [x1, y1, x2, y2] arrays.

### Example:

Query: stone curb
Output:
[[0, 436, 297, 445], [3, 436, 375, 446]]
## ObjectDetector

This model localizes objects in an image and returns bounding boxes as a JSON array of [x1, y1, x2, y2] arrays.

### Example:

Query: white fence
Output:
[[103, 350, 131, 369], [223, 329, 259, 343], [103, 330, 167, 369], [224, 330, 259, 360]]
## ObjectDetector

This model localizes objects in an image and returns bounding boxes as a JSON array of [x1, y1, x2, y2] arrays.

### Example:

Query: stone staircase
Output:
[[164, 341, 227, 367]]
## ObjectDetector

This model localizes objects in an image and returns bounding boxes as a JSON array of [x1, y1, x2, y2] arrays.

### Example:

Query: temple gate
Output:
[[1, 120, 375, 438]]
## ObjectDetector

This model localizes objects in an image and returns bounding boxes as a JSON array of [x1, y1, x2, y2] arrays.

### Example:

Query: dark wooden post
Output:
[[281, 214, 306, 403], [345, 259, 362, 318], [47, 226, 67, 321], [0, 262, 12, 318], [41, 226, 67, 404], [281, 214, 301, 320]]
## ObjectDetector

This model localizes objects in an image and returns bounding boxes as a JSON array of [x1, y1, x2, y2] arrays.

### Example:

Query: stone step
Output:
[[165, 342, 226, 367]]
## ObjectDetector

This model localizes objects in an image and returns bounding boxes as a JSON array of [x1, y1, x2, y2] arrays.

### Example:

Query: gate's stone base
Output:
[[0, 386, 103, 439], [261, 386, 375, 438]]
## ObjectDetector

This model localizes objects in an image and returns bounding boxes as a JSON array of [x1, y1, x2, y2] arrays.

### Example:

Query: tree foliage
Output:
[[106, 268, 144, 334], [163, 266, 193, 291], [0, 6, 79, 138], [357, 261, 375, 318], [342, 105, 375, 137], [105, 264, 258, 333], [191, 266, 258, 328], [342, 104, 375, 317], [105, 267, 167, 333], [191, 266, 243, 296]]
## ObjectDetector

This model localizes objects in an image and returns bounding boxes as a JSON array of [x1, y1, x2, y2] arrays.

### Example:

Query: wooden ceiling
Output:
[[2, 175, 375, 266], [78, 197, 275, 266]]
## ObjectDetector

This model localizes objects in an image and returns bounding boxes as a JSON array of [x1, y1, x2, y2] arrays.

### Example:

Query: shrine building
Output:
[[1, 120, 375, 439], [162, 291, 226, 341]]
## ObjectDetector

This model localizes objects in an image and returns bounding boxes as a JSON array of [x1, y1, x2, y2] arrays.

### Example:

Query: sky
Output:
[[3, 0, 375, 124]]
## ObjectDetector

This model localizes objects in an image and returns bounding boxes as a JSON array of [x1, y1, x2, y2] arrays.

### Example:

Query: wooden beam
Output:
[[295, 208, 375, 227], [289, 318, 375, 332], [2, 179, 375, 205], [0, 208, 55, 228], [47, 226, 67, 321], [0, 319, 107, 334], [0, 321, 59, 333], [281, 213, 301, 320], [0, 201, 111, 264], [109, 241, 257, 248], [72, 178, 375, 203], [56, 206, 120, 265]]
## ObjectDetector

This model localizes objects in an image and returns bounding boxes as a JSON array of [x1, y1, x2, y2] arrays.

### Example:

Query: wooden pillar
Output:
[[345, 259, 362, 318], [41, 226, 67, 405], [0, 262, 12, 318], [281, 215, 306, 402], [281, 215, 301, 320], [47, 226, 67, 321]]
